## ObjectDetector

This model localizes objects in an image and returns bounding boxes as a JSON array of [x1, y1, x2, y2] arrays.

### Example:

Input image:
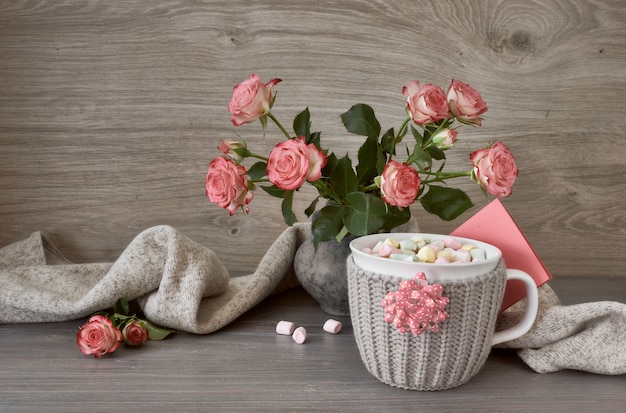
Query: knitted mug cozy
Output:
[[347, 255, 507, 391]]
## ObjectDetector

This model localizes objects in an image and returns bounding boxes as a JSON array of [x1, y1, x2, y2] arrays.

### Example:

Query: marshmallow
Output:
[[378, 243, 401, 258], [276, 320, 295, 335], [399, 239, 418, 251], [411, 237, 427, 249], [383, 237, 400, 248], [323, 319, 342, 334], [426, 242, 442, 254], [451, 249, 471, 263], [292, 327, 307, 344], [471, 248, 486, 261], [435, 256, 450, 264], [443, 237, 462, 250], [461, 243, 476, 252], [437, 250, 453, 261], [417, 245, 436, 263], [371, 241, 383, 254]]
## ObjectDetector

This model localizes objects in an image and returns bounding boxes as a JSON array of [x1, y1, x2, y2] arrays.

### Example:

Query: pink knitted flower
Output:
[[382, 272, 449, 335]]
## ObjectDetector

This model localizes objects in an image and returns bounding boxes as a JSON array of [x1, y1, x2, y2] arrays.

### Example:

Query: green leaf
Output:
[[304, 198, 319, 217], [232, 146, 251, 160], [260, 184, 286, 198], [293, 108, 311, 138], [356, 136, 380, 185], [407, 145, 431, 170], [376, 151, 387, 176], [420, 186, 474, 221], [427, 145, 446, 161], [343, 192, 387, 235], [247, 161, 267, 180], [143, 321, 175, 341], [322, 152, 339, 175], [308, 131, 321, 148], [259, 114, 268, 134], [410, 125, 424, 146], [340, 104, 381, 139], [281, 190, 297, 226], [311, 204, 347, 247], [110, 313, 133, 329], [381, 206, 412, 230], [380, 128, 396, 155], [334, 225, 350, 243], [330, 154, 357, 198], [113, 297, 130, 316]]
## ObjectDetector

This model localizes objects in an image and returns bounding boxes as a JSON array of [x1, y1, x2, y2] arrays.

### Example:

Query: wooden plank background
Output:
[[1, 0, 625, 277]]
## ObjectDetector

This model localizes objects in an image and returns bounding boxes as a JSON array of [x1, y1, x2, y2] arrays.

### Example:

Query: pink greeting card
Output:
[[450, 199, 552, 311]]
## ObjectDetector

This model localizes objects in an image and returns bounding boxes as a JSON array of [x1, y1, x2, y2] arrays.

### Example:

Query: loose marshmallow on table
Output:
[[323, 319, 342, 334], [292, 326, 307, 344], [276, 320, 295, 335]]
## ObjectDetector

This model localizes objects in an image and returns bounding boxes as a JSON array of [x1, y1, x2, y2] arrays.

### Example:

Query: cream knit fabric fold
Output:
[[0, 225, 304, 333], [0, 225, 624, 376]]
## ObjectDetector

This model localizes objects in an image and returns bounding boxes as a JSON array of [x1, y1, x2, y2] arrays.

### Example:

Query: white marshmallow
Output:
[[276, 320, 295, 335], [323, 319, 342, 334], [292, 326, 307, 344]]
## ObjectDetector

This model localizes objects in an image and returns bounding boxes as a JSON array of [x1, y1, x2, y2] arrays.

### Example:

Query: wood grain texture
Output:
[[1, 0, 625, 276], [0, 277, 625, 413]]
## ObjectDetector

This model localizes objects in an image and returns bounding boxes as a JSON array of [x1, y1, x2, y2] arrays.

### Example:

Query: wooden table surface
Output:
[[1, 276, 624, 413]]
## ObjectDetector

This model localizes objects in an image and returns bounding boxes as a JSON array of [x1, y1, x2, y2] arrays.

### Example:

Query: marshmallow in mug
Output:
[[362, 236, 487, 264]]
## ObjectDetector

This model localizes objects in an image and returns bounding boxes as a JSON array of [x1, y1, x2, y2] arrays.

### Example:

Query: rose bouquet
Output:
[[206, 74, 518, 247]]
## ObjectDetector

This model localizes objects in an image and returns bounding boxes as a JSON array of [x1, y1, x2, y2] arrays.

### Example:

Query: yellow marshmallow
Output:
[[461, 244, 476, 252], [436, 250, 453, 261], [417, 246, 436, 263], [383, 237, 400, 248]]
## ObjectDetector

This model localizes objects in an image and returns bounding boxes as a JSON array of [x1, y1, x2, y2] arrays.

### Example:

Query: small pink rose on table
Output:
[[228, 74, 281, 126], [122, 320, 149, 346], [206, 157, 254, 215], [76, 315, 122, 358], [470, 141, 518, 198]]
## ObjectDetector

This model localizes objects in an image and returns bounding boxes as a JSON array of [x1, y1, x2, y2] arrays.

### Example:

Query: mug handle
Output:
[[491, 269, 539, 346]]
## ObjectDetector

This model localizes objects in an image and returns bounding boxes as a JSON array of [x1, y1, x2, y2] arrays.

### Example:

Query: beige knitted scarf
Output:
[[0, 224, 624, 375]]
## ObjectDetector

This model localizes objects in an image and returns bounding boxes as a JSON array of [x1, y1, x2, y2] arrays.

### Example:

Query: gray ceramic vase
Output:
[[293, 234, 356, 316]]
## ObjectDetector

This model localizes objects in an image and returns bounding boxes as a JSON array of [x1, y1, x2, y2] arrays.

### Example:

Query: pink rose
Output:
[[431, 128, 458, 150], [306, 141, 328, 182], [402, 81, 450, 125], [267, 137, 327, 191], [206, 157, 254, 215], [228, 74, 282, 126], [470, 141, 518, 198], [76, 315, 123, 358], [122, 320, 149, 346], [447, 80, 487, 125], [380, 160, 420, 207], [217, 139, 247, 163]]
